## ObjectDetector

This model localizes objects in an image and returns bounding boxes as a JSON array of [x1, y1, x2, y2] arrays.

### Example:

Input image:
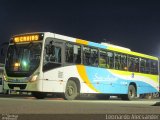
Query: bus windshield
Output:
[[5, 43, 42, 77]]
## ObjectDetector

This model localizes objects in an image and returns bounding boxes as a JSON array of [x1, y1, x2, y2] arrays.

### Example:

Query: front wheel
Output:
[[121, 85, 136, 100], [64, 80, 79, 100]]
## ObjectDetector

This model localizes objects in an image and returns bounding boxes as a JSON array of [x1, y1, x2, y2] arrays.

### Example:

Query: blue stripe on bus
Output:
[[88, 42, 107, 49], [85, 66, 158, 94]]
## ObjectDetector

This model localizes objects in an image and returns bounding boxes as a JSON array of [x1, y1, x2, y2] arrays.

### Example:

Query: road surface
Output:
[[0, 95, 159, 120]]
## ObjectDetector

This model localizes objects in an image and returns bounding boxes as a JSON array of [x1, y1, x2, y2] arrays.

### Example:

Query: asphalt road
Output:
[[0, 95, 159, 114], [0, 95, 160, 120]]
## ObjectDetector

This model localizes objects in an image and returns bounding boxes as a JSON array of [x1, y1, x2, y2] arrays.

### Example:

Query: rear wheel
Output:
[[121, 85, 136, 100], [32, 92, 47, 99], [64, 80, 79, 100]]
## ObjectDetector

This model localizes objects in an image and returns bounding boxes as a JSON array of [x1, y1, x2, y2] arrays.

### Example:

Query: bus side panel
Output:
[[42, 65, 158, 94], [135, 76, 159, 94], [76, 65, 158, 94], [42, 65, 96, 93], [77, 65, 128, 94], [42, 70, 65, 93]]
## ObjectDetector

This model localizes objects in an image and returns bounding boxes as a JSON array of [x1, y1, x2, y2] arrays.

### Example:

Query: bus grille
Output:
[[8, 84, 27, 89]]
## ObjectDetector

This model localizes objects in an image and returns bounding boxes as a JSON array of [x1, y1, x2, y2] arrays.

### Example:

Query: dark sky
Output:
[[0, 0, 160, 57]]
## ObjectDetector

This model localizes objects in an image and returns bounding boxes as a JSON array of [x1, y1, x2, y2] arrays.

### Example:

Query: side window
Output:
[[83, 47, 91, 65], [146, 59, 151, 74], [90, 48, 98, 67], [151, 60, 158, 75], [83, 47, 98, 67], [121, 54, 127, 70], [107, 51, 114, 69], [45, 41, 61, 63], [66, 43, 73, 63], [134, 57, 139, 72], [43, 40, 62, 71], [140, 58, 146, 73], [49, 46, 61, 63], [128, 56, 139, 72], [65, 43, 81, 64], [114, 53, 121, 70], [73, 45, 81, 64], [99, 50, 108, 68], [114, 53, 127, 70]]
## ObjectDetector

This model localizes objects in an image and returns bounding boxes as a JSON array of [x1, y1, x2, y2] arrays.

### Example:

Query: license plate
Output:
[[14, 87, 20, 90]]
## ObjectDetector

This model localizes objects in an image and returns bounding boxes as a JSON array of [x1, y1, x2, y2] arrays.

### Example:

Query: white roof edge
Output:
[[54, 33, 76, 42], [44, 32, 76, 42]]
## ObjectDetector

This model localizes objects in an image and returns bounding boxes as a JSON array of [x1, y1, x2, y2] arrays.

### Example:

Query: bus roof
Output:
[[11, 32, 158, 60], [46, 32, 158, 60]]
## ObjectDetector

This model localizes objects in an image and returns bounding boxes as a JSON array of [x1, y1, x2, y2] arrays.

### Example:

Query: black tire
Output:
[[64, 80, 78, 100], [121, 85, 136, 100], [32, 92, 47, 99], [96, 94, 110, 100]]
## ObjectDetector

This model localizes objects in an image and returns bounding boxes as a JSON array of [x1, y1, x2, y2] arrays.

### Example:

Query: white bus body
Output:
[[3, 32, 159, 100]]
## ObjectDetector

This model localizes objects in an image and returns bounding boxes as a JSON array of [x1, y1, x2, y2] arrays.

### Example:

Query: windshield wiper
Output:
[[26, 42, 33, 49]]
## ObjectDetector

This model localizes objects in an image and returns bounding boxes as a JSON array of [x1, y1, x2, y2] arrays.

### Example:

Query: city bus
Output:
[[3, 32, 159, 100]]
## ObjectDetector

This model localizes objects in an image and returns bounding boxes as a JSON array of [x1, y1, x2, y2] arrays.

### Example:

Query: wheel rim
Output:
[[67, 85, 74, 96], [129, 90, 133, 97], [65, 81, 78, 100], [129, 88, 135, 98]]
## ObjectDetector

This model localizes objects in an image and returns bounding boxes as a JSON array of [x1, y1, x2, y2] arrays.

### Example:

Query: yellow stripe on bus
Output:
[[108, 46, 158, 60], [76, 65, 99, 92], [110, 69, 159, 84], [76, 39, 89, 45]]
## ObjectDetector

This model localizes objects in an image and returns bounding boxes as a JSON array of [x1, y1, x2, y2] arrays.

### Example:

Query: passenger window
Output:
[[83, 47, 91, 65], [114, 53, 127, 70], [73, 45, 81, 64], [146, 59, 151, 74], [66, 43, 73, 63], [45, 41, 61, 63], [114, 53, 121, 70], [65, 43, 81, 64], [151, 60, 158, 75], [128, 56, 139, 72], [83, 47, 98, 66], [107, 51, 114, 69], [99, 50, 108, 68], [121, 54, 127, 70], [134, 58, 139, 72], [43, 39, 62, 71], [140, 58, 146, 73], [90, 48, 98, 67]]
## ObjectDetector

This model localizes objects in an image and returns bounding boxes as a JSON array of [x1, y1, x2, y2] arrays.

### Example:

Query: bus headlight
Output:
[[3, 75, 7, 81], [29, 75, 38, 82]]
